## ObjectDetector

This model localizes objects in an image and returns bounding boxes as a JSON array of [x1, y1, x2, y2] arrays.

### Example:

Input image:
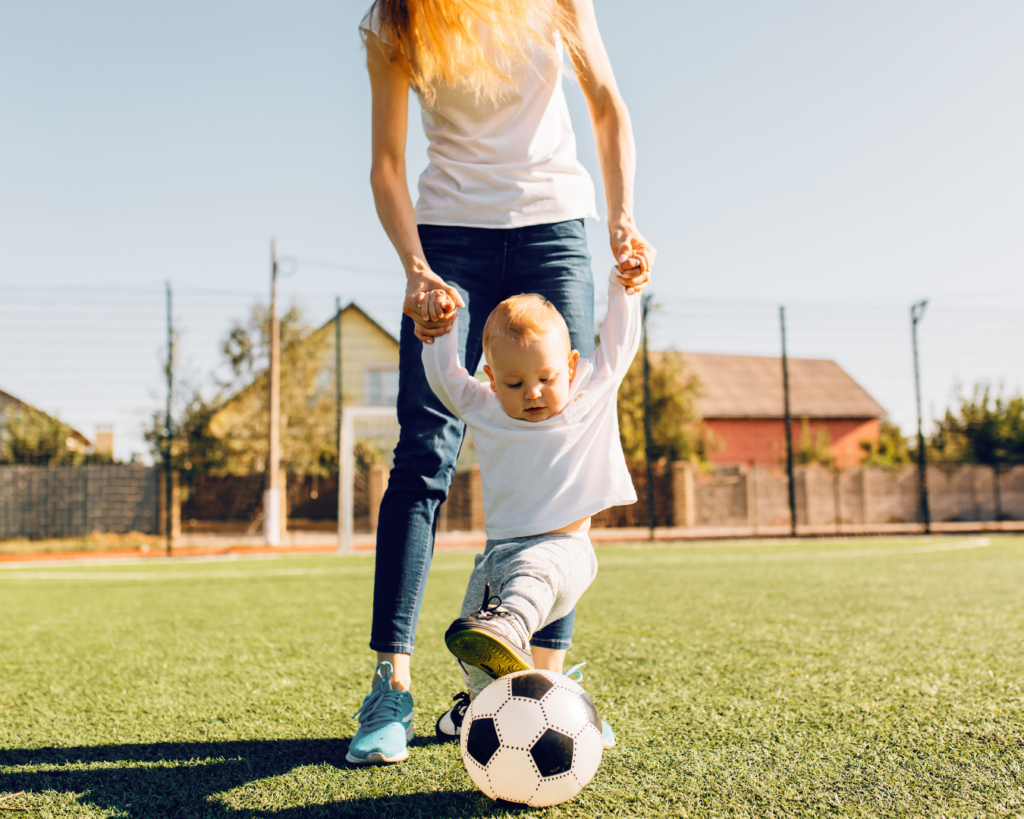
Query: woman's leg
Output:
[[369, 225, 506, 685], [369, 311, 465, 678]]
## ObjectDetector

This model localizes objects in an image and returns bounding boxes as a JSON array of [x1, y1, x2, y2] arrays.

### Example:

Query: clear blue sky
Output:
[[2, 1, 1022, 460]]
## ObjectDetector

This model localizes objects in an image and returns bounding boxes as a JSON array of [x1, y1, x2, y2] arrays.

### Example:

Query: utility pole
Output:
[[780, 306, 797, 537], [911, 300, 930, 533], [165, 282, 173, 556], [335, 296, 343, 552], [264, 240, 282, 546], [641, 294, 657, 541]]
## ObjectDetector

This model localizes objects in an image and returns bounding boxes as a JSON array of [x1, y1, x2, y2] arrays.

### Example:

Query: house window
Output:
[[364, 366, 399, 406]]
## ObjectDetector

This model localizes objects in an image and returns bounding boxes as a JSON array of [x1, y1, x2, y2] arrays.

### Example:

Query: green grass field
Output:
[[1, 535, 1022, 818]]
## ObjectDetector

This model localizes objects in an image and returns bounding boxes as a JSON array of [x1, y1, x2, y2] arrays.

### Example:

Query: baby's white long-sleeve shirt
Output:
[[422, 269, 641, 539]]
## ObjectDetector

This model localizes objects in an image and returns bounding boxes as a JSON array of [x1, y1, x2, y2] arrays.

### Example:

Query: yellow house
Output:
[[213, 302, 399, 415], [313, 302, 400, 407], [204, 303, 400, 476]]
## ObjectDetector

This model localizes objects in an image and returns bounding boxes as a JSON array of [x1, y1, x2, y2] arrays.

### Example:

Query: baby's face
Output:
[[483, 331, 580, 422]]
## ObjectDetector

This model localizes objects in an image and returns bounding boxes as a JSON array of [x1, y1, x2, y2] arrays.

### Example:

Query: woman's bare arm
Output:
[[560, 0, 655, 290], [366, 33, 463, 339]]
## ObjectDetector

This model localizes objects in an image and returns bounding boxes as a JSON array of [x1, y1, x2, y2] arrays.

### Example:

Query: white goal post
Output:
[[337, 405, 401, 555]]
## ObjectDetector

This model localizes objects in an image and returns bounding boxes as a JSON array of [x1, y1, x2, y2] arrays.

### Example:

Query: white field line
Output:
[[598, 537, 991, 567], [0, 538, 991, 581], [0, 563, 474, 581], [0, 549, 357, 571]]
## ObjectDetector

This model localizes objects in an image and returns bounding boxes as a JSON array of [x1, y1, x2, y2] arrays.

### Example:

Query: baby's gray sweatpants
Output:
[[458, 531, 598, 693]]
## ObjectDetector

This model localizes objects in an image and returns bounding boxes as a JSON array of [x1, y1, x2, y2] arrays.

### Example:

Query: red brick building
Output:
[[678, 353, 885, 467]]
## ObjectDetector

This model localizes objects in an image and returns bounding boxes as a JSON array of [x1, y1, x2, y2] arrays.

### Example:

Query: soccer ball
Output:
[[459, 669, 604, 807]]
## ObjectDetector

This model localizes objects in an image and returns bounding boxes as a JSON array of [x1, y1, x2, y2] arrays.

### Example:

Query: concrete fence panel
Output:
[[694, 466, 748, 526], [747, 467, 791, 528], [997, 466, 1024, 520], [0, 465, 159, 540]]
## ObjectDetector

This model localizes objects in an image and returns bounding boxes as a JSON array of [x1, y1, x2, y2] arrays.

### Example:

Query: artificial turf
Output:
[[1, 535, 1022, 817]]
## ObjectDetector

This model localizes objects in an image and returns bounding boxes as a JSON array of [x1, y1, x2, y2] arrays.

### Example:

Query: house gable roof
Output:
[[338, 302, 398, 345], [306, 302, 399, 347], [674, 353, 885, 420]]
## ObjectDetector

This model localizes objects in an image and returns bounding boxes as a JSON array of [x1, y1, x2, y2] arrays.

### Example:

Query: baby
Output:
[[420, 267, 641, 714]]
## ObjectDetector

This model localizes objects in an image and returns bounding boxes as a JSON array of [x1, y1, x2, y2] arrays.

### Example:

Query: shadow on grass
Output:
[[0, 739, 518, 818]]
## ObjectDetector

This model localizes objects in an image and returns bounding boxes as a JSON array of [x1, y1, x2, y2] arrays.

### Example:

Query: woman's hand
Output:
[[611, 224, 656, 294], [404, 271, 465, 343]]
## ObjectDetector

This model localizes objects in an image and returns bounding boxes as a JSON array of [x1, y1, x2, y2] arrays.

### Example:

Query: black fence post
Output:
[[911, 300, 930, 533], [641, 294, 656, 540], [780, 306, 797, 537], [165, 281, 174, 555]]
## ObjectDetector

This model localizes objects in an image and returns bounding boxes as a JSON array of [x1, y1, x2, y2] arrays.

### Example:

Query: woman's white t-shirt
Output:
[[421, 271, 640, 539], [361, 6, 599, 228]]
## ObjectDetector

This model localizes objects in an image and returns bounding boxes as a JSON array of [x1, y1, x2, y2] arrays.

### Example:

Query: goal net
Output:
[[337, 405, 401, 554]]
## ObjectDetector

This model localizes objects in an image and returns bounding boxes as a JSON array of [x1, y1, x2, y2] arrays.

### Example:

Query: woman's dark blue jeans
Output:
[[370, 219, 595, 655]]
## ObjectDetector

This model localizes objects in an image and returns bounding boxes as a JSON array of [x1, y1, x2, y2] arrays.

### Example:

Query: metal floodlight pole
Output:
[[780, 306, 797, 537], [911, 299, 931, 533], [165, 281, 173, 556], [264, 240, 282, 546], [641, 293, 657, 541], [335, 296, 344, 553]]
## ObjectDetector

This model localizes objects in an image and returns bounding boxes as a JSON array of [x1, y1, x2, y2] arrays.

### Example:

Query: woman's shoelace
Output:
[[564, 661, 587, 683], [353, 661, 410, 730]]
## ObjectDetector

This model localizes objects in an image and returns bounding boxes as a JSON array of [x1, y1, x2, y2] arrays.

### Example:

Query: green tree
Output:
[[929, 384, 1024, 465], [145, 302, 338, 476], [143, 387, 229, 475], [860, 419, 912, 466], [794, 418, 834, 467], [617, 350, 708, 465], [0, 405, 100, 465]]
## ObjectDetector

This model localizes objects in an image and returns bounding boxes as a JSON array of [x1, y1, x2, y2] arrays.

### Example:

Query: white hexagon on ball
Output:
[[539, 685, 591, 736], [459, 669, 604, 807], [484, 745, 540, 803]]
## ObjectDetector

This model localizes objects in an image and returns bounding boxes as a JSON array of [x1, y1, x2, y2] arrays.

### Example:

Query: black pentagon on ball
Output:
[[579, 688, 601, 731], [466, 718, 501, 767], [530, 728, 575, 776], [510, 671, 555, 701]]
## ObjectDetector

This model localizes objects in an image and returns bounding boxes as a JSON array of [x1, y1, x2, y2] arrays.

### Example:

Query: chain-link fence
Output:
[[1, 281, 1022, 542]]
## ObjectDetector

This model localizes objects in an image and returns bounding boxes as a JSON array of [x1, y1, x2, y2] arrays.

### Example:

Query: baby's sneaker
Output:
[[346, 661, 415, 765], [444, 583, 533, 679], [565, 662, 616, 749], [434, 691, 472, 742]]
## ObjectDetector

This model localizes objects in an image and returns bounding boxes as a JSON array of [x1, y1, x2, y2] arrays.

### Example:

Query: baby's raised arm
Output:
[[421, 312, 490, 420], [592, 266, 643, 383]]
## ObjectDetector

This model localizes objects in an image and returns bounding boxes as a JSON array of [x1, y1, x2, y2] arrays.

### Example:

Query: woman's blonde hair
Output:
[[365, 0, 580, 105]]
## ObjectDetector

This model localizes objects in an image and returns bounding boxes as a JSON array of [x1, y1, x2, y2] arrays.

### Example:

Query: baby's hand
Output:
[[614, 237, 655, 294]]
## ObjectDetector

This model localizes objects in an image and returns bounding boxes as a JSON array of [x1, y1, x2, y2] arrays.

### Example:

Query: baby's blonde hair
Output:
[[482, 293, 570, 357]]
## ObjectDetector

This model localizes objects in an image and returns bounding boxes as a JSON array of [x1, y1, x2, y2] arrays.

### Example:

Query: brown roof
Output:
[[672, 353, 885, 420], [0, 389, 21, 414]]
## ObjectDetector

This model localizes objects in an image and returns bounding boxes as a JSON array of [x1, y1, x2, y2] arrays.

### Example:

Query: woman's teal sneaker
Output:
[[565, 662, 616, 749], [346, 661, 415, 765]]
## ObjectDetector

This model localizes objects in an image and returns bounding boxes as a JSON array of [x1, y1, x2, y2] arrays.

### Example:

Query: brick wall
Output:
[[703, 418, 881, 467]]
